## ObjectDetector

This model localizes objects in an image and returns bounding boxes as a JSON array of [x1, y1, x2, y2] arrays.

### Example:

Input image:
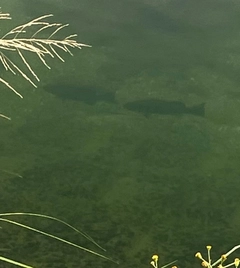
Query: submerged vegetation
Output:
[[0, 7, 113, 268], [1, 3, 240, 268]]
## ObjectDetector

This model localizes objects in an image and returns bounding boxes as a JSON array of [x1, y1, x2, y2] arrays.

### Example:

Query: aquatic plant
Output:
[[195, 245, 240, 268], [0, 8, 115, 268], [0, 8, 90, 120], [150, 254, 177, 268], [0, 212, 117, 267], [150, 245, 240, 268]]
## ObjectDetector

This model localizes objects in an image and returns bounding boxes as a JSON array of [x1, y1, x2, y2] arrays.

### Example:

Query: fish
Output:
[[44, 84, 116, 105], [124, 99, 205, 117]]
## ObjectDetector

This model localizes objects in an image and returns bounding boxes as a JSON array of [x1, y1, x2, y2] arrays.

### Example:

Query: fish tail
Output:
[[101, 92, 116, 103], [187, 103, 205, 117]]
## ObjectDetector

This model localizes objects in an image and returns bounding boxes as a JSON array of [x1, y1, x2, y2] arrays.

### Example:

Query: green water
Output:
[[1, 0, 240, 267]]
